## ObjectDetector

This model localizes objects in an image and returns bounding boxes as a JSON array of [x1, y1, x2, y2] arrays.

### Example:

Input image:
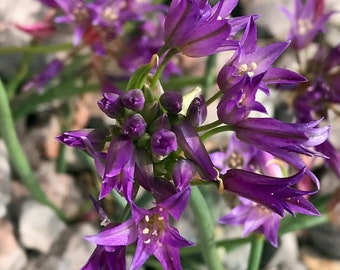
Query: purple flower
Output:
[[160, 91, 183, 114], [81, 242, 126, 270], [217, 73, 267, 125], [121, 114, 147, 138], [210, 133, 258, 174], [315, 140, 340, 179], [164, 0, 235, 57], [186, 95, 207, 127], [151, 129, 178, 156], [56, 129, 107, 177], [54, 0, 92, 45], [121, 89, 145, 112], [85, 191, 193, 270], [282, 0, 336, 49], [97, 93, 123, 119], [172, 159, 196, 191], [100, 136, 135, 200], [222, 168, 320, 217], [233, 117, 329, 188], [217, 17, 306, 93], [172, 120, 218, 181], [219, 196, 281, 247], [22, 59, 63, 93]]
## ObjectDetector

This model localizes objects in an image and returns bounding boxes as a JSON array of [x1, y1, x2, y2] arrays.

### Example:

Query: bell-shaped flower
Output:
[[217, 16, 306, 94], [281, 0, 336, 49], [85, 190, 193, 270], [164, 0, 235, 57], [54, 0, 93, 45], [56, 129, 107, 177], [100, 135, 135, 200], [219, 196, 282, 247], [217, 73, 267, 125], [222, 168, 320, 217], [233, 117, 330, 188], [210, 133, 258, 174], [172, 120, 218, 181]]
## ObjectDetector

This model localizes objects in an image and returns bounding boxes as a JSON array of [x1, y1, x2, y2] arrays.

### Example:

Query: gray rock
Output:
[[36, 161, 83, 218], [0, 140, 11, 218], [0, 218, 27, 270], [56, 223, 98, 270], [19, 199, 66, 253]]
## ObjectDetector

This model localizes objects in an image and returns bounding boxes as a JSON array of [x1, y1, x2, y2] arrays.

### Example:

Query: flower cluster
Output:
[[54, 0, 335, 268]]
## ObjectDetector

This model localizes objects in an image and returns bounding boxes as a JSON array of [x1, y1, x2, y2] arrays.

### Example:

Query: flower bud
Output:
[[160, 91, 183, 114], [121, 89, 145, 111], [151, 128, 178, 156], [173, 159, 196, 191], [186, 95, 207, 127], [121, 114, 147, 138], [97, 93, 124, 119]]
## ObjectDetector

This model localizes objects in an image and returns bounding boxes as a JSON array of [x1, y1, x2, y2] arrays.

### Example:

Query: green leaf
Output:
[[126, 54, 158, 90]]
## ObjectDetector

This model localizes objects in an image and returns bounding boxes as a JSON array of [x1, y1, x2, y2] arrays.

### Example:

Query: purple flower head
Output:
[[219, 196, 281, 247], [22, 59, 63, 93], [121, 114, 147, 138], [222, 168, 320, 217], [97, 92, 124, 119], [233, 117, 330, 189], [100, 136, 135, 200], [54, 0, 92, 45], [172, 120, 218, 181], [217, 73, 267, 125], [151, 128, 178, 156], [164, 0, 236, 57], [186, 95, 207, 127], [210, 133, 258, 174], [282, 0, 336, 49], [85, 191, 193, 270], [160, 91, 183, 114], [121, 88, 145, 112], [217, 17, 306, 94]]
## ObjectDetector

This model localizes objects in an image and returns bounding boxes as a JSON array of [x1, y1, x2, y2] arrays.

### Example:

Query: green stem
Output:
[[0, 78, 66, 220], [7, 53, 32, 99], [206, 90, 223, 106], [202, 55, 217, 98], [247, 234, 264, 270], [196, 119, 222, 132], [0, 43, 73, 55], [189, 186, 224, 270], [200, 125, 234, 141], [150, 48, 178, 89]]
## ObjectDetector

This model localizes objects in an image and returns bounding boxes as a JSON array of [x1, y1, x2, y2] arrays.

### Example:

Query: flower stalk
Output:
[[189, 186, 225, 270], [0, 78, 66, 220]]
